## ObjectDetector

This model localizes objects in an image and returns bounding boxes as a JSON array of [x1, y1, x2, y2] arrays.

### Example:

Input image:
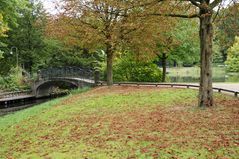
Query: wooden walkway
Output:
[[0, 95, 35, 102], [0, 94, 35, 108]]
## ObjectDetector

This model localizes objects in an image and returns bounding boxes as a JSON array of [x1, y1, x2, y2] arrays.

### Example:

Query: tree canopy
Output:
[[215, 3, 239, 61], [47, 0, 175, 85]]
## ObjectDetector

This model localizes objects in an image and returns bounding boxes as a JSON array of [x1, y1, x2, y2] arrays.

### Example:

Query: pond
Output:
[[167, 67, 239, 83]]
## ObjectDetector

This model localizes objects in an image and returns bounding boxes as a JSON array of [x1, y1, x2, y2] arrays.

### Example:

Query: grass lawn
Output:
[[0, 86, 238, 159]]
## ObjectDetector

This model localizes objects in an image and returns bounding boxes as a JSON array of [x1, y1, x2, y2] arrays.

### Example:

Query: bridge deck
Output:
[[46, 77, 95, 83], [71, 78, 95, 83]]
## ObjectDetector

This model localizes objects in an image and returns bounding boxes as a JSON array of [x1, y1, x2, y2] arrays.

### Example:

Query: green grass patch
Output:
[[0, 87, 90, 130], [0, 86, 238, 158], [69, 87, 91, 95]]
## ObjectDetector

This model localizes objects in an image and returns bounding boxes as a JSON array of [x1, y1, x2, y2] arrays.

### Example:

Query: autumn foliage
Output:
[[45, 0, 239, 107]]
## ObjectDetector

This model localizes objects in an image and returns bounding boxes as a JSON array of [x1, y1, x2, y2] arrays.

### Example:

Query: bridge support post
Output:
[[235, 92, 238, 97], [31, 81, 37, 97]]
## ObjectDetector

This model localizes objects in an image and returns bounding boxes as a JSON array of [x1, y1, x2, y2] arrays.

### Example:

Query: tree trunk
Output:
[[173, 60, 177, 67], [106, 47, 113, 86], [198, 8, 213, 107], [162, 52, 167, 82]]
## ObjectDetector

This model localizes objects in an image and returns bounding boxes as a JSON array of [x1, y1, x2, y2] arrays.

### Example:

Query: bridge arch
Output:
[[35, 79, 77, 98], [35, 78, 93, 98], [32, 66, 98, 97]]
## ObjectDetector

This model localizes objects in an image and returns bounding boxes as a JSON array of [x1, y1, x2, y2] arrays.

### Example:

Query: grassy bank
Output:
[[0, 86, 238, 158]]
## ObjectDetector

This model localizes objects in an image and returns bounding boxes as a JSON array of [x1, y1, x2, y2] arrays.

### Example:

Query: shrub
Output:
[[226, 36, 239, 72], [0, 67, 29, 91], [113, 58, 162, 82]]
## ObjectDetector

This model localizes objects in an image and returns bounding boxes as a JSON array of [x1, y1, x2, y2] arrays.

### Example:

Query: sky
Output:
[[40, 0, 58, 14]]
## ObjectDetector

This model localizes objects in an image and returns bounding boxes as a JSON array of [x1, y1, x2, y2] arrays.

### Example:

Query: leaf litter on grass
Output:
[[0, 86, 238, 159]]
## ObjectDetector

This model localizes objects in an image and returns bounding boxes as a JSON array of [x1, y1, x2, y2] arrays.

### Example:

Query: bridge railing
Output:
[[37, 66, 95, 82]]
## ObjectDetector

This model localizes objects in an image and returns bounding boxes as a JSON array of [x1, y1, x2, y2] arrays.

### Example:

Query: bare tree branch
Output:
[[150, 13, 199, 19]]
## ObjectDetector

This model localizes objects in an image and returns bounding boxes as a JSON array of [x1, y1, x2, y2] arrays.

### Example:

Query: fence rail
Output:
[[1, 82, 238, 99], [98, 82, 239, 97], [0, 90, 32, 99]]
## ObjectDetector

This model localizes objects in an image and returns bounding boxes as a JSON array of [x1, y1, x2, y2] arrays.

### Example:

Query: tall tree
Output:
[[146, 0, 236, 107], [156, 36, 176, 82], [49, 0, 171, 85], [7, 0, 48, 72], [0, 0, 26, 52], [0, 0, 28, 73]]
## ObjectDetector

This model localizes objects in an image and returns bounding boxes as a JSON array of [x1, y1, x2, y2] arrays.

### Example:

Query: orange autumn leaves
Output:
[[45, 0, 176, 57]]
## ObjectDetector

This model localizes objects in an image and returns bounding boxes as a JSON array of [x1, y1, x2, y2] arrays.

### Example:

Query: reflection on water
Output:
[[168, 67, 239, 83], [0, 98, 51, 116]]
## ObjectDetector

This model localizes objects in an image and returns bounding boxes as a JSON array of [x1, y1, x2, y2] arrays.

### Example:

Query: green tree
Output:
[[156, 36, 176, 82], [0, 0, 27, 27], [225, 36, 239, 72], [0, 0, 28, 73], [49, 0, 170, 86], [170, 19, 200, 66], [7, 0, 48, 73], [147, 0, 236, 107], [0, 14, 8, 38], [212, 41, 223, 64], [0, 13, 8, 58]]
